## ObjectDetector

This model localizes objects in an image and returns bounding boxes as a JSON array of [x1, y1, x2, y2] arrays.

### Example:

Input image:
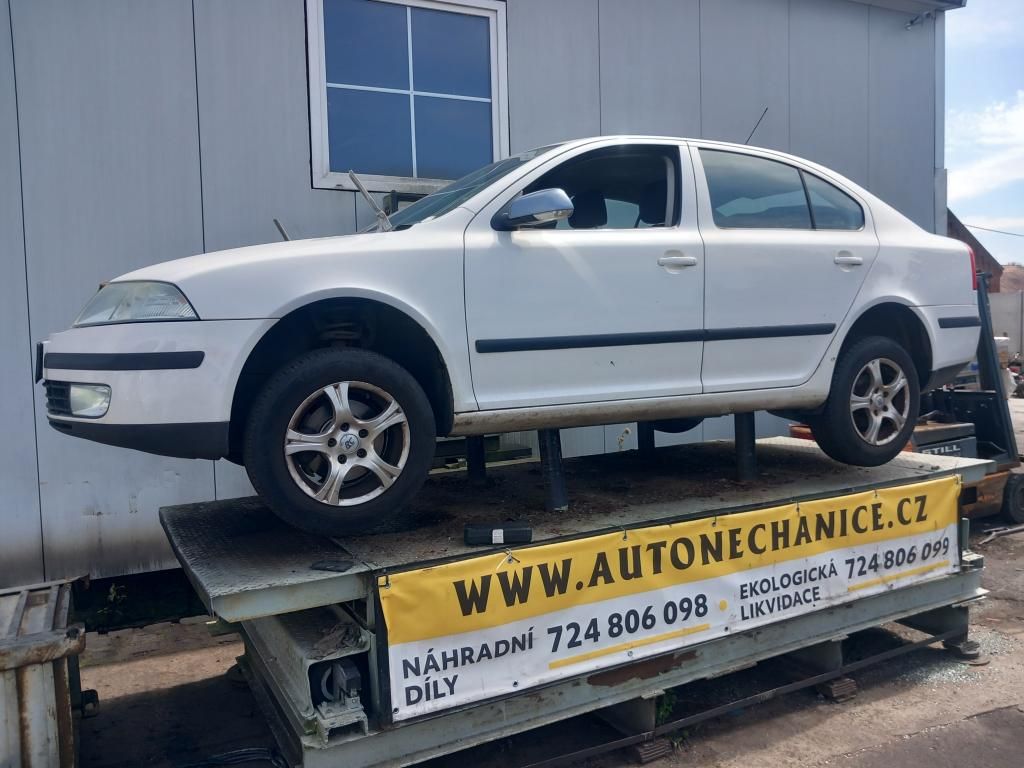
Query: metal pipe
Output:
[[734, 412, 757, 482], [466, 436, 487, 487], [637, 423, 656, 459], [538, 429, 568, 513]]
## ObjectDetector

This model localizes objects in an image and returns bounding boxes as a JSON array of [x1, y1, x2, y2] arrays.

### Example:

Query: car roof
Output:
[[555, 134, 815, 164], [523, 135, 913, 234]]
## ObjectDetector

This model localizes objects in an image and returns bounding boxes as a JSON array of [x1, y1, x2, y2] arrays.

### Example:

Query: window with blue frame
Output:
[[308, 0, 508, 191]]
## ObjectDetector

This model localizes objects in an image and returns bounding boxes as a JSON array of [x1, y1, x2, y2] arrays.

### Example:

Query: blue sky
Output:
[[946, 0, 1024, 264]]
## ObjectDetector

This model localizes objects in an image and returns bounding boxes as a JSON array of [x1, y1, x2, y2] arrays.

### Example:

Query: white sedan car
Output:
[[40, 136, 980, 535]]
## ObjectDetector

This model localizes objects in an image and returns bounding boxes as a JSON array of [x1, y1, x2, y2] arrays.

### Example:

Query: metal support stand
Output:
[[637, 422, 656, 459], [734, 412, 757, 482], [783, 640, 858, 701], [538, 429, 569, 512], [899, 603, 980, 659], [466, 436, 487, 487], [597, 697, 671, 764]]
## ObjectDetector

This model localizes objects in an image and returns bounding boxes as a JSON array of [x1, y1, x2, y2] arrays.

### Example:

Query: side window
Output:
[[699, 149, 811, 229], [523, 146, 679, 230], [804, 174, 864, 230]]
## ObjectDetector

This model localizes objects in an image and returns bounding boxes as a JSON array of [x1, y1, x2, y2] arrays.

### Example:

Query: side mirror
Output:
[[492, 188, 574, 231]]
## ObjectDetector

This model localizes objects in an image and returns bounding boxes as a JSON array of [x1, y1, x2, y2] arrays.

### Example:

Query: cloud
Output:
[[947, 92, 1024, 204], [946, 1, 1022, 49]]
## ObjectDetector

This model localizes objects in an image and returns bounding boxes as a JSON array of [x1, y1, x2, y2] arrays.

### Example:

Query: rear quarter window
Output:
[[699, 148, 864, 232], [699, 149, 811, 229], [804, 173, 864, 230]]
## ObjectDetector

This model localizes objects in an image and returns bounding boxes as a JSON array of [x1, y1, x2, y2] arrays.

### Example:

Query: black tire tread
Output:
[[812, 335, 920, 467], [243, 347, 436, 536], [1001, 472, 1024, 525]]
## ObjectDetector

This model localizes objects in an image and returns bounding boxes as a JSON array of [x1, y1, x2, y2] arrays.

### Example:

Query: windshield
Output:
[[385, 144, 563, 230]]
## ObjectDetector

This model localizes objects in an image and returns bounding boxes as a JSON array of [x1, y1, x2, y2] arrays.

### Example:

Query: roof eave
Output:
[[845, 0, 965, 14]]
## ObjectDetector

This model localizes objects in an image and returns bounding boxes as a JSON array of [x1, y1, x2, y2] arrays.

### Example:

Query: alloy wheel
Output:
[[849, 357, 910, 447], [283, 381, 410, 506]]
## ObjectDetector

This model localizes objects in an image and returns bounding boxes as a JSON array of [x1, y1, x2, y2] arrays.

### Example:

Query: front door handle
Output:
[[834, 253, 863, 266], [658, 254, 698, 268]]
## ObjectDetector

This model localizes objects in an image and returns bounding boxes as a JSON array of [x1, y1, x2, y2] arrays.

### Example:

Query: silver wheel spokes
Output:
[[850, 357, 909, 447], [284, 381, 410, 507]]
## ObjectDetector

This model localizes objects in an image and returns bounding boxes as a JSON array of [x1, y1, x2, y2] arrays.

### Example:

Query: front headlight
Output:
[[73, 281, 198, 327]]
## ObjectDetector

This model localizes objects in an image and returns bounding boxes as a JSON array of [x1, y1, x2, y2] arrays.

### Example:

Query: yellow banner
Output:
[[379, 475, 960, 646]]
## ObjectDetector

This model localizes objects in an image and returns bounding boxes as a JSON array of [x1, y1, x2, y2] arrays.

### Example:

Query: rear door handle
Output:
[[658, 255, 698, 268], [834, 253, 863, 266]]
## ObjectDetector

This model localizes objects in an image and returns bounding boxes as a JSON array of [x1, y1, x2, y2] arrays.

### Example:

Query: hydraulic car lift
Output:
[[161, 437, 991, 768]]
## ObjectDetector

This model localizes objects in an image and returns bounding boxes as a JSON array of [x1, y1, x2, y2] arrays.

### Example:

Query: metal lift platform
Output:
[[160, 437, 992, 768]]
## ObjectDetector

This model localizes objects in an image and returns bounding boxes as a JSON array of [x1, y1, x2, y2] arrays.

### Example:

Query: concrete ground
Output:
[[78, 403, 1024, 768]]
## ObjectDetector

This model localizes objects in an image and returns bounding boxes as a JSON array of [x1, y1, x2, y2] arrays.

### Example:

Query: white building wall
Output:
[[0, 0, 949, 584], [10, 0, 215, 579], [0, 0, 44, 586]]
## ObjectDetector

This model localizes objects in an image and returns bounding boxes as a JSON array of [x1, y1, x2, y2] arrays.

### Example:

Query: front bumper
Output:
[[41, 318, 274, 459], [47, 418, 230, 460]]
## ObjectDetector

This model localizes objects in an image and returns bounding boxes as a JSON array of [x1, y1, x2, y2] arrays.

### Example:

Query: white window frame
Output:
[[306, 0, 509, 194]]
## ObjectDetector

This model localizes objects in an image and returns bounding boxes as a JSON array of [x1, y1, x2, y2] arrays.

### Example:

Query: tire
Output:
[[811, 335, 920, 466], [649, 417, 704, 434], [1001, 473, 1024, 524], [243, 347, 436, 536]]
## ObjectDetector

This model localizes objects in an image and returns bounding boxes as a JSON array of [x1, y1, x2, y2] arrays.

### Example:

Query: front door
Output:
[[464, 141, 705, 410], [692, 145, 880, 393]]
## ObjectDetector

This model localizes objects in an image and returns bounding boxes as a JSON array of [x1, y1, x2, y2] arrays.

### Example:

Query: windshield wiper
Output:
[[348, 170, 393, 232]]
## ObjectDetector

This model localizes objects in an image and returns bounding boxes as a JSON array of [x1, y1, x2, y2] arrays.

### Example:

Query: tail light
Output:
[[968, 246, 978, 290]]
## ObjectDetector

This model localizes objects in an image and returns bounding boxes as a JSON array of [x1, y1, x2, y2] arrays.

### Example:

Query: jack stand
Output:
[[735, 412, 757, 482], [899, 604, 981, 659], [637, 422, 656, 459], [597, 696, 672, 764], [466, 436, 487, 487], [538, 429, 569, 512], [780, 640, 858, 702]]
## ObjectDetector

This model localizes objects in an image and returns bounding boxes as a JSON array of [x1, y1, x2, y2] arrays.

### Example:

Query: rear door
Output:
[[691, 145, 879, 393]]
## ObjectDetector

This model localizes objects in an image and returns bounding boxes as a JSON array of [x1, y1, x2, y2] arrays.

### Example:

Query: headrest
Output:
[[568, 190, 607, 229], [638, 180, 667, 225]]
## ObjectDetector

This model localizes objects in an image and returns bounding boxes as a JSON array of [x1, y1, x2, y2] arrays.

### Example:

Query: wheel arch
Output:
[[839, 300, 933, 389], [228, 294, 455, 461]]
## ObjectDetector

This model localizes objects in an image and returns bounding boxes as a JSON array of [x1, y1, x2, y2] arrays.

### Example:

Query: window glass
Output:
[[411, 8, 491, 97], [524, 146, 678, 230], [324, 0, 408, 89], [804, 174, 864, 230], [327, 89, 413, 178], [319, 0, 498, 180], [700, 149, 811, 229], [387, 144, 563, 229], [414, 96, 492, 178]]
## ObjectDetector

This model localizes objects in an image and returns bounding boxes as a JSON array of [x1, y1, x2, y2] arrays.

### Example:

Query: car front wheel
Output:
[[810, 335, 919, 466], [243, 348, 436, 536]]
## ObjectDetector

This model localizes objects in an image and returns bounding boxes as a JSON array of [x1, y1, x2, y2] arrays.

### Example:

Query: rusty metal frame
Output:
[[1, 580, 86, 768], [521, 625, 966, 768]]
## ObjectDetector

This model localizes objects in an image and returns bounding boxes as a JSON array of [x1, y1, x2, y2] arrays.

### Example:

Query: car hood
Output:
[[119, 231, 385, 286], [111, 208, 472, 320]]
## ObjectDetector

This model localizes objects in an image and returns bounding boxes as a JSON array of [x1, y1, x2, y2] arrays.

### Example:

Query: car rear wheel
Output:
[[1001, 472, 1024, 524], [243, 348, 436, 536], [811, 336, 919, 466]]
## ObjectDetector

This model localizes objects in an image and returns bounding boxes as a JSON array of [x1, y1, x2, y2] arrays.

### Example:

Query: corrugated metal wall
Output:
[[0, 0, 945, 586], [990, 293, 1024, 357]]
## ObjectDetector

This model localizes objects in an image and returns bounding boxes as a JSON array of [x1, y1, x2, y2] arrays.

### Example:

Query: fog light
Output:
[[69, 384, 111, 418]]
